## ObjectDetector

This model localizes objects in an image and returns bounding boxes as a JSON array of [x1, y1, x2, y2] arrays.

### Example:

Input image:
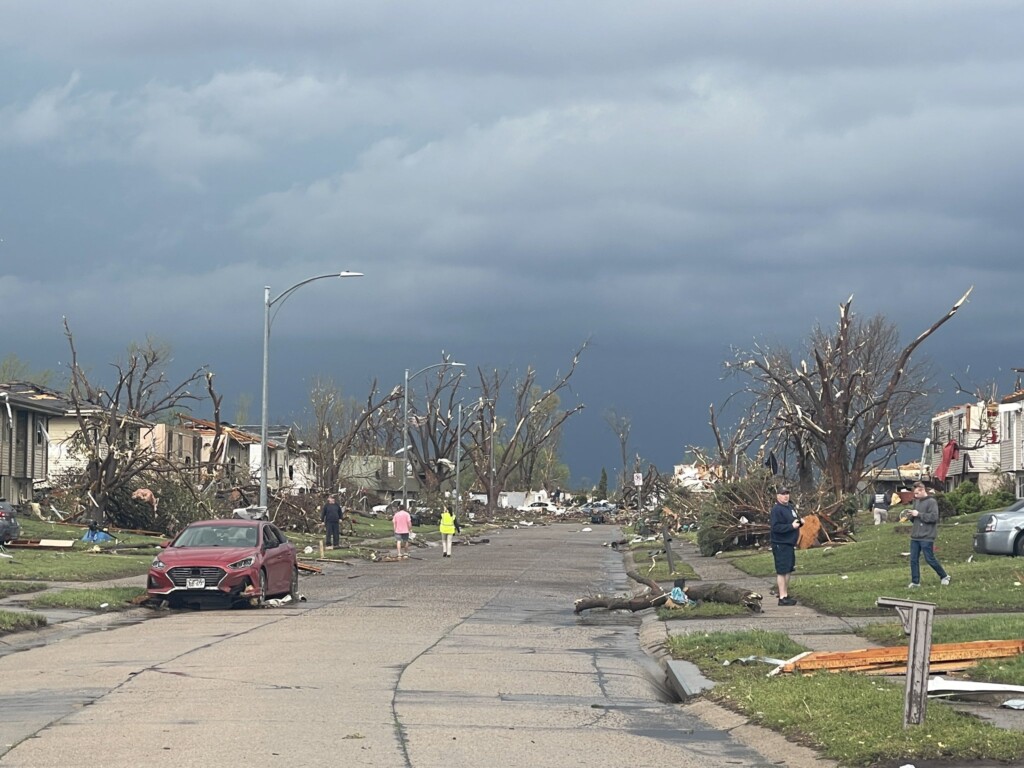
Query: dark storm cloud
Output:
[[1, 1, 1023, 481]]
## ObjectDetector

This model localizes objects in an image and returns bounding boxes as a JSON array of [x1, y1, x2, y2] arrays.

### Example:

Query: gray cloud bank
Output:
[[1, 2, 1022, 482]]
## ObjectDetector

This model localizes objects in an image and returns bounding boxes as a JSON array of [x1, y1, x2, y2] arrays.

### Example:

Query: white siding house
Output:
[[928, 401, 1002, 493], [999, 392, 1024, 498]]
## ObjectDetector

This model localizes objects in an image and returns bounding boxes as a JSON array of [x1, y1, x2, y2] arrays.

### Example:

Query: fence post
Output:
[[876, 596, 936, 726]]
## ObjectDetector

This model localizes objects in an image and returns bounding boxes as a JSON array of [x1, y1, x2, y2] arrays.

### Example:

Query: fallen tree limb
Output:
[[573, 594, 669, 613], [573, 570, 763, 613]]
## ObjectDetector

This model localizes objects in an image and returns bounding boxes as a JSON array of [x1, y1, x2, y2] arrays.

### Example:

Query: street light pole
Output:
[[454, 398, 491, 520], [260, 271, 363, 510], [455, 403, 463, 520], [401, 361, 465, 509]]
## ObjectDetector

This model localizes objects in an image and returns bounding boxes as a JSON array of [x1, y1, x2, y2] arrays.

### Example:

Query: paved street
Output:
[[0, 524, 825, 768]]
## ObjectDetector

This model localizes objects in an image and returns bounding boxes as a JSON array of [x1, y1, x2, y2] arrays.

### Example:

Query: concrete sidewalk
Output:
[[639, 539, 1024, 733]]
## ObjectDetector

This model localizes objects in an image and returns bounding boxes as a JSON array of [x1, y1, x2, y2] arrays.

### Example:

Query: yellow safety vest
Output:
[[439, 511, 457, 534]]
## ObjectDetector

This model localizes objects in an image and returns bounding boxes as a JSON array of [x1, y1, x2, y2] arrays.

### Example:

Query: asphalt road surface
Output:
[[0, 523, 811, 767]]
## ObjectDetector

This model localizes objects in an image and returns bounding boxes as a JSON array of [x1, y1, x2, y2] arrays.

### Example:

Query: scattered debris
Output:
[[4, 538, 76, 549], [928, 676, 1024, 701]]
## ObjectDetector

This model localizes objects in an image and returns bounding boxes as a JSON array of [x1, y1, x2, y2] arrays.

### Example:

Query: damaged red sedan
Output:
[[148, 518, 299, 608]]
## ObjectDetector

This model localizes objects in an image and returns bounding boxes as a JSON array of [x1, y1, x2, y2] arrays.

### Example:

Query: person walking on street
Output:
[[770, 487, 802, 606], [438, 507, 461, 558], [393, 504, 413, 559], [870, 485, 891, 525], [321, 495, 343, 549], [906, 481, 950, 588]]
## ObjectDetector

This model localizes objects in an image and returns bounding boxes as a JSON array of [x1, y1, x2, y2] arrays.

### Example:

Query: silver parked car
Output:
[[973, 499, 1024, 556]]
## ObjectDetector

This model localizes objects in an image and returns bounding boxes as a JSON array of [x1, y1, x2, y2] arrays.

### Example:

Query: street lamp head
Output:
[[260, 270, 364, 509]]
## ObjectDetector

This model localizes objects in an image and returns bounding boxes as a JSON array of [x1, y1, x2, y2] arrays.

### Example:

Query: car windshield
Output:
[[174, 525, 258, 548]]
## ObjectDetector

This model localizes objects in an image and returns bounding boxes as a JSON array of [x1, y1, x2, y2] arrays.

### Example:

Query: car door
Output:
[[260, 524, 290, 594]]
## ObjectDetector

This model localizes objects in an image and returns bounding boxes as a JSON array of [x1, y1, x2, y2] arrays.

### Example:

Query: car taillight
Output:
[[982, 518, 997, 532]]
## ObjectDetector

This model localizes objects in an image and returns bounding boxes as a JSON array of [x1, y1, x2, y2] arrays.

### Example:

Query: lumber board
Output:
[[781, 640, 1024, 673]]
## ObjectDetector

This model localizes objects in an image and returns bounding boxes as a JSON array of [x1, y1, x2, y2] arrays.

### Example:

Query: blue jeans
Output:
[[910, 539, 947, 584]]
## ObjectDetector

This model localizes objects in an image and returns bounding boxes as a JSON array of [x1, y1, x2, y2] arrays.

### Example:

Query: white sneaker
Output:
[[940, 576, 951, 586], [907, 582, 920, 589]]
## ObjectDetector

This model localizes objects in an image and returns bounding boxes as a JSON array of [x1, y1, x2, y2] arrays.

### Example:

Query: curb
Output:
[[625, 544, 841, 768]]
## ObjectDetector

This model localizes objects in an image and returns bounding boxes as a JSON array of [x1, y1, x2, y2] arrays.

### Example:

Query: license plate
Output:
[[186, 578, 206, 589]]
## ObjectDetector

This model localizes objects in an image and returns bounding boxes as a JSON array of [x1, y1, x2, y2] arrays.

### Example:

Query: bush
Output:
[[944, 481, 982, 516], [935, 494, 956, 520]]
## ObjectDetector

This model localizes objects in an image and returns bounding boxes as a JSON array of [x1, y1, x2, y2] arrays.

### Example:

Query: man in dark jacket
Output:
[[907, 481, 950, 588], [770, 487, 802, 606], [321, 495, 343, 549]]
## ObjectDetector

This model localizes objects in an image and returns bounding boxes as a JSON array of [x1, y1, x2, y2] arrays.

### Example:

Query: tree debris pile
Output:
[[692, 474, 858, 557]]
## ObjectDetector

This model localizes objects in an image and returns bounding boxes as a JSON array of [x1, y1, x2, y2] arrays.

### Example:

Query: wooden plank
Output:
[[781, 640, 1024, 673], [5, 538, 76, 549]]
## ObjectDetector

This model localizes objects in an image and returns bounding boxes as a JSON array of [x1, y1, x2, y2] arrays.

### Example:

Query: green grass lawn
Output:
[[0, 550, 155, 581], [0, 581, 48, 598], [721, 511, 1024, 614], [658, 601, 749, 620], [0, 609, 47, 633], [668, 629, 1024, 766], [630, 542, 699, 581], [29, 586, 148, 611]]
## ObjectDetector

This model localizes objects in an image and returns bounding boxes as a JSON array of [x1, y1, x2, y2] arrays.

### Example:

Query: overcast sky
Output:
[[2, 2, 1023, 488]]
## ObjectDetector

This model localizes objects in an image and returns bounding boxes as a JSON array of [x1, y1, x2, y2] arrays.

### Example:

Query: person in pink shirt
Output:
[[392, 505, 412, 559]]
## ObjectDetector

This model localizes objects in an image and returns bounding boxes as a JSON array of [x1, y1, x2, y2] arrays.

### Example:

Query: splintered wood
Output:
[[777, 639, 1024, 676]]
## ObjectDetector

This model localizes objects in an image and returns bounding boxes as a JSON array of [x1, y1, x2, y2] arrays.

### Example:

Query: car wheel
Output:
[[250, 569, 267, 607], [1015, 535, 1024, 557], [288, 566, 300, 600]]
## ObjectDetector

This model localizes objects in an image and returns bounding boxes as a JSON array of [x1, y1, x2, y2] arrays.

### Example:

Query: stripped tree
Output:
[[724, 288, 973, 495], [463, 343, 587, 511]]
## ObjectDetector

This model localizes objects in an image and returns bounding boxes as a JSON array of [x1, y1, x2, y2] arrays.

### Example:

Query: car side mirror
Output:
[[159, 540, 170, 548]]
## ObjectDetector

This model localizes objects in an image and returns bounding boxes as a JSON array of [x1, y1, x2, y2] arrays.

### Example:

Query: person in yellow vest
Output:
[[439, 507, 461, 558]]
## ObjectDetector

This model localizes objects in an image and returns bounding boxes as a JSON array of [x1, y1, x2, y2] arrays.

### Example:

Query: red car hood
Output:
[[158, 546, 261, 566]]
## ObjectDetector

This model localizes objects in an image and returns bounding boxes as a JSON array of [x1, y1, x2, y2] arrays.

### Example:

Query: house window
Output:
[[36, 422, 44, 446]]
